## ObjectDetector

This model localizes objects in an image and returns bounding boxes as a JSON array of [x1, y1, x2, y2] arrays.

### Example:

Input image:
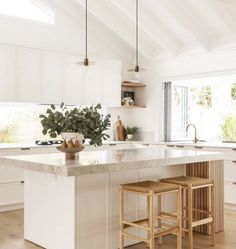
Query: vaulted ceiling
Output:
[[72, 0, 236, 60]]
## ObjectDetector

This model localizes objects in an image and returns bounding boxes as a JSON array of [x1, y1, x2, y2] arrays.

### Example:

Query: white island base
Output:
[[24, 161, 223, 249]]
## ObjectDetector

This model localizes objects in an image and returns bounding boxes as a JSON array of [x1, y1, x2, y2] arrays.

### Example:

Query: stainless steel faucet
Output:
[[186, 124, 199, 143]]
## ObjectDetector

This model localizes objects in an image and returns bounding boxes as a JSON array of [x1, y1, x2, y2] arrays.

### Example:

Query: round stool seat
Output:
[[161, 176, 213, 187], [121, 180, 179, 194]]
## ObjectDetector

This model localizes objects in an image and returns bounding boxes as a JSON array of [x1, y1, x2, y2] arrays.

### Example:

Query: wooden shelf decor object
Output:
[[122, 81, 146, 88]]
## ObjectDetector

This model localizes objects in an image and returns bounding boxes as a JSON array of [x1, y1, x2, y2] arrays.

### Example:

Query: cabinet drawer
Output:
[[0, 166, 24, 183], [225, 180, 236, 204], [0, 182, 24, 206], [224, 160, 236, 181], [0, 147, 58, 156], [207, 148, 236, 160]]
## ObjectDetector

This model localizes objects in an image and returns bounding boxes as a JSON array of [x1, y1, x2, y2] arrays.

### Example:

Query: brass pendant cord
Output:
[[128, 0, 144, 73], [85, 0, 88, 60], [136, 0, 139, 68], [77, 0, 94, 66]]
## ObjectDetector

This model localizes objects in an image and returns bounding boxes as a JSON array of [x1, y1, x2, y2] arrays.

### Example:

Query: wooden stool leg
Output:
[[119, 188, 124, 249], [182, 188, 186, 238], [147, 195, 150, 248], [210, 185, 215, 247], [177, 186, 182, 249], [149, 190, 155, 249], [158, 195, 162, 245], [188, 186, 193, 249]]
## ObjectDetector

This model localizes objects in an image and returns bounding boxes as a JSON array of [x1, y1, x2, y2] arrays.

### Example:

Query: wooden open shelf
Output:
[[122, 82, 146, 88], [120, 105, 146, 109]]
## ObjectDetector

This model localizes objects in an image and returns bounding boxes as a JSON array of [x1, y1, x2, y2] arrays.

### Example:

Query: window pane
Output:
[[171, 86, 188, 139], [167, 74, 236, 142], [0, 0, 54, 24]]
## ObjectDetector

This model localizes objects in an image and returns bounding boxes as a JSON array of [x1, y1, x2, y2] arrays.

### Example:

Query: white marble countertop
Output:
[[0, 140, 235, 150], [0, 147, 224, 177]]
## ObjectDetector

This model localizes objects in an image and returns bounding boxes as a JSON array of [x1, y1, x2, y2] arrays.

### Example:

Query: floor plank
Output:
[[0, 209, 235, 249]]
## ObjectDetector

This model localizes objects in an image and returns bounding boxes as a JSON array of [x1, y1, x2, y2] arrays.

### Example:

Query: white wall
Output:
[[0, 0, 133, 62], [130, 47, 236, 141]]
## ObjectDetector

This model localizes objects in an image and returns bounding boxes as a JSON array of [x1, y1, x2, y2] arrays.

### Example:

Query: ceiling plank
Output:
[[110, 0, 179, 56], [201, 0, 236, 36], [75, 0, 156, 58], [159, 0, 209, 51]]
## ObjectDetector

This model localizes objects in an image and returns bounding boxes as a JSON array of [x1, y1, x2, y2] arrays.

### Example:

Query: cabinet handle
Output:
[[166, 145, 174, 147], [142, 144, 149, 146], [232, 182, 236, 185], [194, 146, 203, 149], [176, 145, 184, 148], [109, 144, 117, 146], [232, 148, 236, 151], [0, 181, 24, 186], [232, 161, 236, 164], [21, 148, 31, 150]]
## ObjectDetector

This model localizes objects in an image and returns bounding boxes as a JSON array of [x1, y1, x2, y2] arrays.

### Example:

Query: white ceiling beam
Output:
[[201, 0, 236, 36], [110, 0, 179, 56], [75, 0, 156, 58], [159, 0, 209, 51]]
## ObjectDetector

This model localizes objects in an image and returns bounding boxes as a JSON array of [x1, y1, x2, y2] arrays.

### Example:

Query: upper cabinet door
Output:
[[101, 60, 121, 107], [64, 56, 83, 106], [41, 52, 64, 105], [18, 48, 42, 103], [82, 60, 102, 105], [0, 45, 17, 102]]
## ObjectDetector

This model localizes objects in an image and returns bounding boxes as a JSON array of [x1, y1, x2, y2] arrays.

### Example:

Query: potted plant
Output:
[[126, 126, 138, 140], [39, 103, 111, 147]]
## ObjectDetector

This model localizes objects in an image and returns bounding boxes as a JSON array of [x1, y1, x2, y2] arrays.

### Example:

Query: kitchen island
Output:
[[0, 147, 224, 249]]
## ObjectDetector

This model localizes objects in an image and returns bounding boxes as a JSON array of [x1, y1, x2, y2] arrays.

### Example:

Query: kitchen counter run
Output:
[[0, 147, 223, 176]]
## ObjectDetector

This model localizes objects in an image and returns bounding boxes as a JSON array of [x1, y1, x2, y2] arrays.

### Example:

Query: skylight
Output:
[[0, 0, 54, 24]]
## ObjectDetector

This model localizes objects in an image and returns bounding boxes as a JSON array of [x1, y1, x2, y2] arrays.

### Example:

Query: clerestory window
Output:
[[0, 0, 54, 24]]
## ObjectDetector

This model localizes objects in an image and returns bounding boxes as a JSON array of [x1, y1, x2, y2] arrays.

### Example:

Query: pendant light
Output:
[[77, 0, 94, 66], [128, 0, 145, 78]]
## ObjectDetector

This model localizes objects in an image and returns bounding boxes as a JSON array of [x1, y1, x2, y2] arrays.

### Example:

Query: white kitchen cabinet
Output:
[[82, 60, 103, 105], [101, 60, 121, 107], [41, 52, 64, 104], [225, 180, 236, 205], [18, 48, 42, 103], [0, 45, 17, 102], [65, 58, 121, 107], [64, 55, 84, 105], [0, 146, 58, 212]]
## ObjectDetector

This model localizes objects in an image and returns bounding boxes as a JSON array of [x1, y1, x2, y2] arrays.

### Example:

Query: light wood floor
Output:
[[0, 209, 235, 249]]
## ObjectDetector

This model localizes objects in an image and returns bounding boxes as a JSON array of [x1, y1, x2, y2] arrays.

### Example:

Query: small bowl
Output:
[[56, 146, 85, 160], [56, 146, 85, 154]]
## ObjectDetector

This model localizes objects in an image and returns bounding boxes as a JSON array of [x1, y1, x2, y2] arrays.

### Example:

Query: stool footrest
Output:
[[183, 207, 210, 215], [122, 231, 149, 244], [192, 217, 213, 228], [123, 218, 149, 230], [159, 211, 178, 220], [155, 226, 179, 237]]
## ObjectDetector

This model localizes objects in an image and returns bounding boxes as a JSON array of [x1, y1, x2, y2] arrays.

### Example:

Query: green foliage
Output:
[[221, 115, 236, 141], [126, 126, 138, 135], [39, 103, 111, 146], [231, 83, 236, 101], [191, 85, 212, 108]]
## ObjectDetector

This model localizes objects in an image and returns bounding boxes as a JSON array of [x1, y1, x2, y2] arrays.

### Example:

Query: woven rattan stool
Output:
[[119, 180, 182, 249], [161, 176, 215, 249]]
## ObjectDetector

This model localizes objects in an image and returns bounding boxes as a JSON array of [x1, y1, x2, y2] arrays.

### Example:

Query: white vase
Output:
[[127, 134, 133, 140], [61, 132, 84, 142]]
